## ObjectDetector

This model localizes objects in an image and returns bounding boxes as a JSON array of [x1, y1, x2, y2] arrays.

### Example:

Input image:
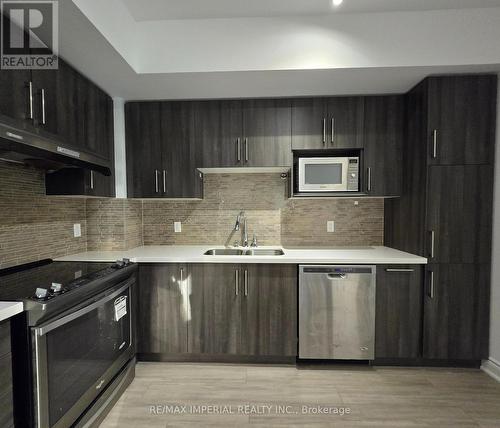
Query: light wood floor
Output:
[[100, 362, 500, 427]]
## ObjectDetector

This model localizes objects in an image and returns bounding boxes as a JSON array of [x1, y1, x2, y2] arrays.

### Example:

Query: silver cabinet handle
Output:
[[322, 118, 326, 145], [163, 170, 167, 193], [367, 167, 372, 192], [244, 269, 248, 296], [385, 269, 415, 272], [180, 267, 184, 283], [235, 269, 239, 296], [244, 138, 249, 163], [154, 170, 159, 193], [429, 230, 435, 259], [41, 88, 46, 125], [331, 117, 335, 145], [432, 129, 438, 158], [236, 138, 241, 162], [90, 170, 94, 189], [28, 81, 33, 120], [428, 271, 435, 299]]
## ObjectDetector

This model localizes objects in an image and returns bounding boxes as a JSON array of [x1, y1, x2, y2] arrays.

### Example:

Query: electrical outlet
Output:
[[174, 222, 182, 233], [73, 223, 81, 238], [327, 221, 335, 233]]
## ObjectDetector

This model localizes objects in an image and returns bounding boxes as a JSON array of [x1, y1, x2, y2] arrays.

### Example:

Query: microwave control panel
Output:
[[347, 158, 360, 191]]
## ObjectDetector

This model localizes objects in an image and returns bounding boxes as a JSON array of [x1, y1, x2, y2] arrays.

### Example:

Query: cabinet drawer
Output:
[[0, 321, 11, 359]]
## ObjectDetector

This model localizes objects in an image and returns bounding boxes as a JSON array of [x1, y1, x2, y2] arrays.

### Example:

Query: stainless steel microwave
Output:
[[298, 156, 359, 192]]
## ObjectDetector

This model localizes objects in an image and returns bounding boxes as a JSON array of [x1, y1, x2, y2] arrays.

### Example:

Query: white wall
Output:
[[113, 97, 127, 198], [75, 2, 500, 74], [483, 73, 500, 382]]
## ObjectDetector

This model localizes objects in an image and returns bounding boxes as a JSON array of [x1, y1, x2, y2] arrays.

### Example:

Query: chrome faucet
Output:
[[234, 211, 248, 247]]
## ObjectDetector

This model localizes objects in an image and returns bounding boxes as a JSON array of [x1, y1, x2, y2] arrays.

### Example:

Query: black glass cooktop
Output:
[[0, 259, 124, 301]]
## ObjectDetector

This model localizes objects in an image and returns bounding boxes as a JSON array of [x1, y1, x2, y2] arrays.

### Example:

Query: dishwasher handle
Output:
[[327, 273, 346, 280]]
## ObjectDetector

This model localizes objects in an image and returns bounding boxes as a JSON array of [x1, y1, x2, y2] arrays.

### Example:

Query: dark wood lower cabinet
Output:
[[423, 263, 490, 360], [375, 265, 423, 359], [0, 320, 14, 428], [241, 264, 297, 357], [137, 264, 188, 354], [188, 264, 241, 354], [137, 263, 298, 360]]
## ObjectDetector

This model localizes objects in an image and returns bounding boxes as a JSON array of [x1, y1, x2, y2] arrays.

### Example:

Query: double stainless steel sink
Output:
[[204, 248, 284, 256]]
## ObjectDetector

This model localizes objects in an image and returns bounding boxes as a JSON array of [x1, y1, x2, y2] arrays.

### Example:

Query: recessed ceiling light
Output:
[[332, 0, 343, 6]]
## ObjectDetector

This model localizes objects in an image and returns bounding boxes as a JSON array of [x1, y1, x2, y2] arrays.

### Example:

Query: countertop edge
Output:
[[55, 246, 428, 265], [0, 302, 24, 322]]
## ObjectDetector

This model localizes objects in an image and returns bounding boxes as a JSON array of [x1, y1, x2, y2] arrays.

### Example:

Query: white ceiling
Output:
[[57, 1, 500, 100], [121, 0, 500, 21]]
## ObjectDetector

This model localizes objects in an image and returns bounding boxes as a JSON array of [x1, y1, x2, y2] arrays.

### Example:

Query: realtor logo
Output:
[[1, 0, 58, 69]]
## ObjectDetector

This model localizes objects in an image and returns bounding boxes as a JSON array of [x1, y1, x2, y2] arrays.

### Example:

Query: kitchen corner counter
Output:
[[55, 245, 428, 265], [0, 302, 23, 322]]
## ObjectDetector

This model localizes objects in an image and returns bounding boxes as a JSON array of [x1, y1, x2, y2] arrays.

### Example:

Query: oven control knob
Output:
[[35, 288, 49, 299], [50, 283, 63, 294], [122, 258, 131, 266], [114, 260, 125, 268]]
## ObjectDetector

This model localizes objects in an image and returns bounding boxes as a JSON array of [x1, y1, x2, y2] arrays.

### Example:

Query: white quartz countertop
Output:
[[56, 245, 427, 265], [0, 302, 23, 322]]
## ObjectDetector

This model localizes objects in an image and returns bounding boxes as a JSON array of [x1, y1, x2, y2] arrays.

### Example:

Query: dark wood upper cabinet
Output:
[[328, 97, 365, 149], [193, 100, 242, 167], [137, 264, 188, 355], [46, 80, 115, 197], [291, 97, 364, 150], [427, 75, 497, 165], [426, 165, 493, 264], [375, 265, 422, 359], [188, 264, 241, 354], [240, 264, 297, 357], [161, 101, 203, 198], [363, 96, 404, 196], [125, 102, 163, 198], [291, 98, 328, 150], [241, 99, 292, 167], [423, 264, 490, 360]]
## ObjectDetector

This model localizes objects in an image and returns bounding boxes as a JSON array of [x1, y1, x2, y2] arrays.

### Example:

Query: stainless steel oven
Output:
[[32, 276, 135, 428], [298, 156, 359, 192]]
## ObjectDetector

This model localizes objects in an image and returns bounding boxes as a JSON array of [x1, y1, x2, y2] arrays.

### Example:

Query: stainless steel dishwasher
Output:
[[299, 265, 376, 360]]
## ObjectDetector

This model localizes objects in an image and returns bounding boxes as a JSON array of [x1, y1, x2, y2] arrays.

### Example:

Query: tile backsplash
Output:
[[143, 174, 384, 247], [87, 198, 143, 251], [0, 162, 87, 268], [0, 164, 383, 268]]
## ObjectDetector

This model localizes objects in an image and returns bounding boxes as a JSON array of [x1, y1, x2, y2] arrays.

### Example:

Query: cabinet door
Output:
[[240, 264, 297, 357], [327, 97, 364, 149], [137, 264, 188, 354], [363, 96, 404, 196], [125, 102, 163, 198], [242, 99, 292, 167], [161, 101, 202, 198], [291, 98, 328, 150], [0, 320, 13, 428], [0, 69, 32, 125], [427, 75, 497, 165], [194, 100, 243, 167], [375, 266, 422, 359], [426, 165, 493, 264], [188, 264, 241, 354], [423, 264, 490, 360], [31, 69, 59, 135]]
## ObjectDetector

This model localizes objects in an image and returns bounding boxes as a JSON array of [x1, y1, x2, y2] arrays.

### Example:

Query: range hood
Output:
[[0, 121, 111, 176]]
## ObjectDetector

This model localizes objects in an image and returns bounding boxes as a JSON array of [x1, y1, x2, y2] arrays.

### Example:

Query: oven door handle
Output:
[[34, 277, 135, 337]]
